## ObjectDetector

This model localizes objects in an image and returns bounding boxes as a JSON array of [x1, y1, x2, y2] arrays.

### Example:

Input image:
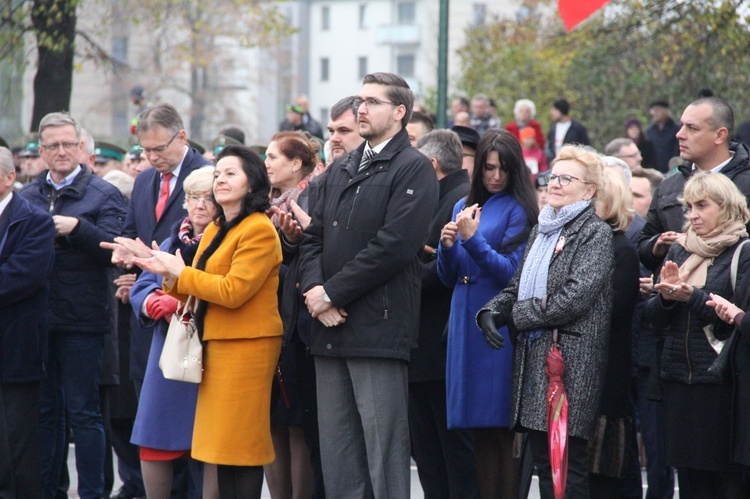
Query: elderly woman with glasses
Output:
[[438, 129, 538, 498], [643, 172, 750, 498], [115, 166, 219, 498], [478, 144, 614, 498]]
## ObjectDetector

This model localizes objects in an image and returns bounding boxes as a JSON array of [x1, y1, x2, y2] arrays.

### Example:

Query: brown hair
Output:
[[269, 131, 317, 177]]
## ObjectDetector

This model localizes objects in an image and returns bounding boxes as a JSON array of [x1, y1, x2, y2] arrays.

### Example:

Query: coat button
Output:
[[460, 276, 471, 284], [332, 221, 338, 226], [326, 344, 332, 350]]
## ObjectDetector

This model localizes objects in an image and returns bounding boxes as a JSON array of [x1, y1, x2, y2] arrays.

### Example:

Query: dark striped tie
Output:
[[358, 149, 375, 172]]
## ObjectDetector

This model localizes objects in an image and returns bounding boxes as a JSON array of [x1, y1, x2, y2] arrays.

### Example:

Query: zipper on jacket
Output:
[[48, 190, 58, 214], [346, 185, 361, 229], [686, 311, 692, 383], [383, 284, 389, 320]]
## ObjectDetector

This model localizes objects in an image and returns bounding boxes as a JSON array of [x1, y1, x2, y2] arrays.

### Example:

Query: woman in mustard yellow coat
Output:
[[133, 145, 283, 498]]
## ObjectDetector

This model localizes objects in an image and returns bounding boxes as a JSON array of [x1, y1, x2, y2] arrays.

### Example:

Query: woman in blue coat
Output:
[[125, 166, 218, 498], [438, 129, 538, 499]]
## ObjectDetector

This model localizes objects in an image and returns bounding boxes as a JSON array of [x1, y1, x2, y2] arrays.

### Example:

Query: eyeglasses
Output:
[[139, 131, 180, 155], [40, 141, 79, 152], [548, 173, 589, 186], [186, 195, 214, 206], [354, 97, 399, 109]]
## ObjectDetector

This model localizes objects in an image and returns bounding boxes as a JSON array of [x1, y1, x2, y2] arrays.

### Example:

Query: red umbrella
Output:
[[545, 329, 569, 499]]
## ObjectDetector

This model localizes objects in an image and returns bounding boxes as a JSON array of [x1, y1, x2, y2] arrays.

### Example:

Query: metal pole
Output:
[[436, 0, 449, 128]]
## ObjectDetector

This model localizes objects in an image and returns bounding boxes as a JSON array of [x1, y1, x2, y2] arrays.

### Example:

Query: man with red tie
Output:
[[118, 103, 211, 498]]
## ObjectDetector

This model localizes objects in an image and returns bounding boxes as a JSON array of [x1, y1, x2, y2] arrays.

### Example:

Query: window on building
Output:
[[321, 58, 330, 81], [472, 3, 487, 26], [358, 57, 368, 79], [112, 36, 128, 63], [396, 54, 415, 78], [320, 108, 329, 127], [321, 6, 330, 30], [397, 2, 415, 25], [359, 4, 368, 29]]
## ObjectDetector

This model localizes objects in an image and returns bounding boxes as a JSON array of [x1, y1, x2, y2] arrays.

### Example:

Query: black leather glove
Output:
[[478, 310, 505, 350]]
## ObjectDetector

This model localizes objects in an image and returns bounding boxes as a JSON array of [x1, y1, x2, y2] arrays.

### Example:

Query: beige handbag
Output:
[[159, 296, 203, 383]]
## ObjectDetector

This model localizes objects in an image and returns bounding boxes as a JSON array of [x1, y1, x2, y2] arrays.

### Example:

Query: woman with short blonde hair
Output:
[[643, 171, 750, 497]]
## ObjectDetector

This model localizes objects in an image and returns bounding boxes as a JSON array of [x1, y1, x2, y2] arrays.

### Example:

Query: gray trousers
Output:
[[315, 356, 410, 499]]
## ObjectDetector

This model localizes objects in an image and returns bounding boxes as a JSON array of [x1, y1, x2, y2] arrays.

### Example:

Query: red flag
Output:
[[558, 0, 611, 31]]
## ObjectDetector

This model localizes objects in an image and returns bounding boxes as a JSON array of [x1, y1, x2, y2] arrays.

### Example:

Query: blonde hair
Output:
[[681, 172, 750, 229], [597, 168, 634, 232], [552, 144, 604, 199], [182, 166, 216, 207]]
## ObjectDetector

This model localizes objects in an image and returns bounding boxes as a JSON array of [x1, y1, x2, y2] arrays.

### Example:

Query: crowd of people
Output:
[[3, 72, 750, 499]]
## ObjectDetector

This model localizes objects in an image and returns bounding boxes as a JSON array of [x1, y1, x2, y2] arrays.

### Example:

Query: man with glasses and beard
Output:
[[299, 72, 438, 498]]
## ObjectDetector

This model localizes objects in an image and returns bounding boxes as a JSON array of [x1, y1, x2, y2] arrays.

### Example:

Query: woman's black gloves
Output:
[[478, 310, 505, 350]]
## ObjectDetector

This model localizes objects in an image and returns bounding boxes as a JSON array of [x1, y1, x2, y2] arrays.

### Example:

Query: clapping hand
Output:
[[131, 242, 186, 280], [654, 260, 692, 302], [707, 293, 744, 325], [101, 237, 152, 268]]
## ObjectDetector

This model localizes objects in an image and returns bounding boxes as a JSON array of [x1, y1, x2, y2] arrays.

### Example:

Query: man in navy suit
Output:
[[0, 146, 56, 497], [115, 104, 210, 498], [119, 103, 212, 396]]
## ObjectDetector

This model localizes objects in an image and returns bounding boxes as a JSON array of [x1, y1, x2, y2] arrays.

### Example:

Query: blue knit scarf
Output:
[[518, 200, 590, 342]]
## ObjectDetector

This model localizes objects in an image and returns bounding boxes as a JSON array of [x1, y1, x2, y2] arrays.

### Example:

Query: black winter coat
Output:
[[0, 194, 55, 383], [720, 260, 750, 465], [598, 232, 640, 417], [21, 167, 127, 333], [409, 169, 470, 382], [643, 239, 750, 385], [638, 141, 750, 271], [299, 128, 439, 360]]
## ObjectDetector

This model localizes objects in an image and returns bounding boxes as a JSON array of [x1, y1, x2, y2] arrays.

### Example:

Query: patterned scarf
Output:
[[176, 217, 204, 265], [269, 174, 311, 227], [518, 200, 591, 342], [676, 220, 747, 288]]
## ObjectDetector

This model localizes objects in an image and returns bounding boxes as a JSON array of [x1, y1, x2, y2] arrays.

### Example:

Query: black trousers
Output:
[[676, 467, 749, 499], [408, 380, 479, 499], [0, 382, 41, 498], [529, 429, 590, 499]]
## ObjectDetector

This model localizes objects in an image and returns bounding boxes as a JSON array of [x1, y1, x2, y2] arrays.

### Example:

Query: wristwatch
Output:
[[323, 290, 331, 303]]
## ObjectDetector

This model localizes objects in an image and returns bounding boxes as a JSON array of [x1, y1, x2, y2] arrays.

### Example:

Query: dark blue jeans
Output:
[[40, 333, 105, 499]]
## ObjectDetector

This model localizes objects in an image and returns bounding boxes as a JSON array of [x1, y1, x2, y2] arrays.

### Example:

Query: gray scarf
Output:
[[518, 200, 590, 341]]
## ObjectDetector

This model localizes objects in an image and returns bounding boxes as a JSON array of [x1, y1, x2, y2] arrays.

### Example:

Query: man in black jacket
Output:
[[21, 113, 127, 499], [545, 98, 590, 163], [299, 72, 438, 497], [636, 96, 750, 499], [638, 97, 750, 271], [409, 130, 478, 498], [647, 100, 681, 173]]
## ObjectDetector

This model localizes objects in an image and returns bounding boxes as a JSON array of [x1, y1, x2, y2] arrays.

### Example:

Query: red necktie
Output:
[[155, 172, 174, 221]]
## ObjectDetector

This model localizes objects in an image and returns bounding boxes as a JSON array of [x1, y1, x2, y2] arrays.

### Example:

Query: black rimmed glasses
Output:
[[354, 97, 399, 109], [139, 131, 180, 155]]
